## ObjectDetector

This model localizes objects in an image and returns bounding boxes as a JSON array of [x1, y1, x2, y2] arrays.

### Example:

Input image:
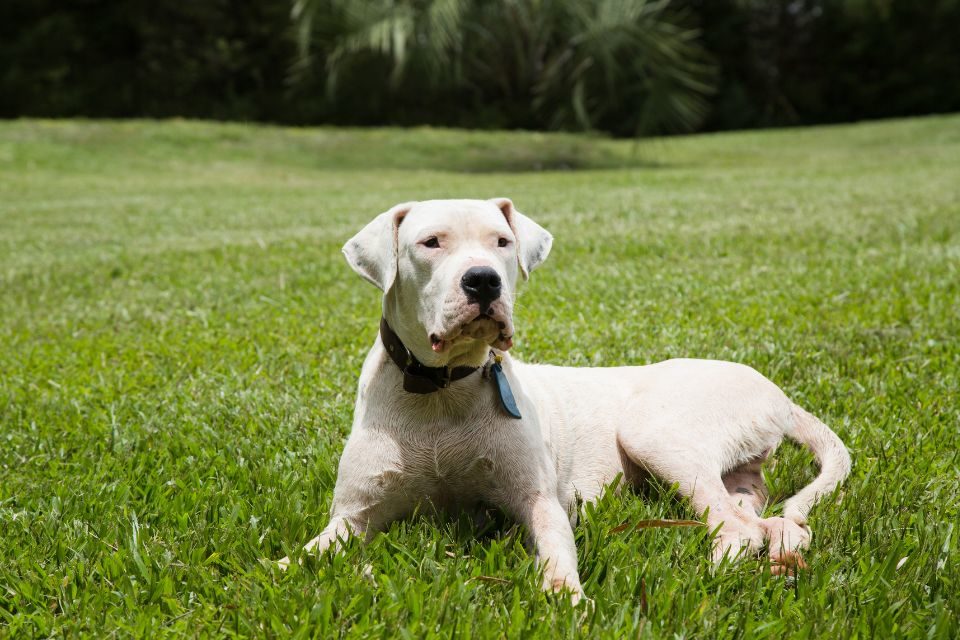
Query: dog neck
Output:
[[369, 325, 522, 421], [379, 318, 485, 394]]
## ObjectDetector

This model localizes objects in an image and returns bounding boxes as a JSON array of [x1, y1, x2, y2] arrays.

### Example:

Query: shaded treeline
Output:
[[2, 0, 958, 136]]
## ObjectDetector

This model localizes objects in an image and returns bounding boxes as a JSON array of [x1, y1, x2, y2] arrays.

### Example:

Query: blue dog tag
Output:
[[491, 357, 522, 419]]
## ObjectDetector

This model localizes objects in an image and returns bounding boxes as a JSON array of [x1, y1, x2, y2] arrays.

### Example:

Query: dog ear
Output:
[[490, 198, 553, 280], [342, 202, 416, 291]]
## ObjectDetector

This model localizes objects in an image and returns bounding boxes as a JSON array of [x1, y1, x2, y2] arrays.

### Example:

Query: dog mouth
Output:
[[430, 312, 513, 353]]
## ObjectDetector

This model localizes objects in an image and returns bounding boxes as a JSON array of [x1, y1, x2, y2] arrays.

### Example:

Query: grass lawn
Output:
[[1, 115, 958, 638]]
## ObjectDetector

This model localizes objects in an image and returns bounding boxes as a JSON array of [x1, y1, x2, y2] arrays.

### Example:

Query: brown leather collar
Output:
[[379, 318, 481, 394]]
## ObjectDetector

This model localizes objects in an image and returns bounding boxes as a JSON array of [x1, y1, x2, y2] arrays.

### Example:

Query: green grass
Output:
[[1, 115, 958, 638]]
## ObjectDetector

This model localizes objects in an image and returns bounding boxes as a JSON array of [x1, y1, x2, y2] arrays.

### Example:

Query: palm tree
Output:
[[292, 0, 715, 136]]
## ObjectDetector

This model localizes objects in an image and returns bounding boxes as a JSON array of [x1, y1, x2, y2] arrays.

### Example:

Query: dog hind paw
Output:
[[761, 516, 812, 575]]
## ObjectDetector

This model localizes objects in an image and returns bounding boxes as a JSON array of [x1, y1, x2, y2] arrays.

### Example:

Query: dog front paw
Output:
[[547, 576, 585, 605]]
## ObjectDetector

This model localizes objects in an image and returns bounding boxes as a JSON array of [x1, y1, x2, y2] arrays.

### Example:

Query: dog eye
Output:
[[422, 237, 440, 249], [497, 237, 510, 248]]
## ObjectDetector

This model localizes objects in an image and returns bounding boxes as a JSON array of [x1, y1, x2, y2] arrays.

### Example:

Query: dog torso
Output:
[[334, 338, 795, 527]]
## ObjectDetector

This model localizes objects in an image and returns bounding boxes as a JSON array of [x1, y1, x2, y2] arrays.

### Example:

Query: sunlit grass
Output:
[[1, 115, 958, 637]]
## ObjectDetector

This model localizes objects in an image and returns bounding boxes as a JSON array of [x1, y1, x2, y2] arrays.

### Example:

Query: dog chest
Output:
[[369, 410, 538, 508]]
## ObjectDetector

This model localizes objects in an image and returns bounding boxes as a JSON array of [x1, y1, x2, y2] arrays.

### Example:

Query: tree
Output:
[[292, 0, 716, 135]]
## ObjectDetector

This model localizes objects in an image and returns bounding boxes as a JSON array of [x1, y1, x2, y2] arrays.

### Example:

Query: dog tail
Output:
[[782, 404, 851, 525]]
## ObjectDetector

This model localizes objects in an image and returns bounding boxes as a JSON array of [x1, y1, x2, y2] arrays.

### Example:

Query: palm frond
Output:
[[290, 0, 716, 135]]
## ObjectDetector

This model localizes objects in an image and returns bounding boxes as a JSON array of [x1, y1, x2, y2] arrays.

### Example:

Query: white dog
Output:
[[279, 198, 851, 603]]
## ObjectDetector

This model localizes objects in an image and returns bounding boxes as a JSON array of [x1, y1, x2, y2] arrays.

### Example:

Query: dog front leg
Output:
[[517, 493, 584, 604], [277, 513, 362, 570]]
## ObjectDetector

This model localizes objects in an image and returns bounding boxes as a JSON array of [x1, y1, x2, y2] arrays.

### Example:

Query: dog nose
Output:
[[461, 266, 502, 310]]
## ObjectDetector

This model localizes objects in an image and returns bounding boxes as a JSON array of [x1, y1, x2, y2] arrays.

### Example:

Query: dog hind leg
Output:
[[781, 404, 851, 526], [617, 432, 765, 563]]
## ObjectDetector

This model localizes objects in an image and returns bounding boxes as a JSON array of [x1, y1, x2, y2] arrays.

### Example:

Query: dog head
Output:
[[343, 198, 552, 367]]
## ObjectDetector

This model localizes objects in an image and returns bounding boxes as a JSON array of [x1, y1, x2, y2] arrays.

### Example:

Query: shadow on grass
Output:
[[0, 119, 669, 174], [299, 127, 666, 173]]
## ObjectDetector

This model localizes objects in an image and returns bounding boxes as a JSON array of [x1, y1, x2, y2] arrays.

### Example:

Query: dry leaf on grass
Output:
[[610, 519, 705, 534], [468, 575, 512, 585]]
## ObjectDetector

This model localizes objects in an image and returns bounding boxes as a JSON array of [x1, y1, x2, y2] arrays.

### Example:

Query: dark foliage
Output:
[[0, 0, 297, 120], [2, 0, 959, 134], [682, 0, 960, 130]]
